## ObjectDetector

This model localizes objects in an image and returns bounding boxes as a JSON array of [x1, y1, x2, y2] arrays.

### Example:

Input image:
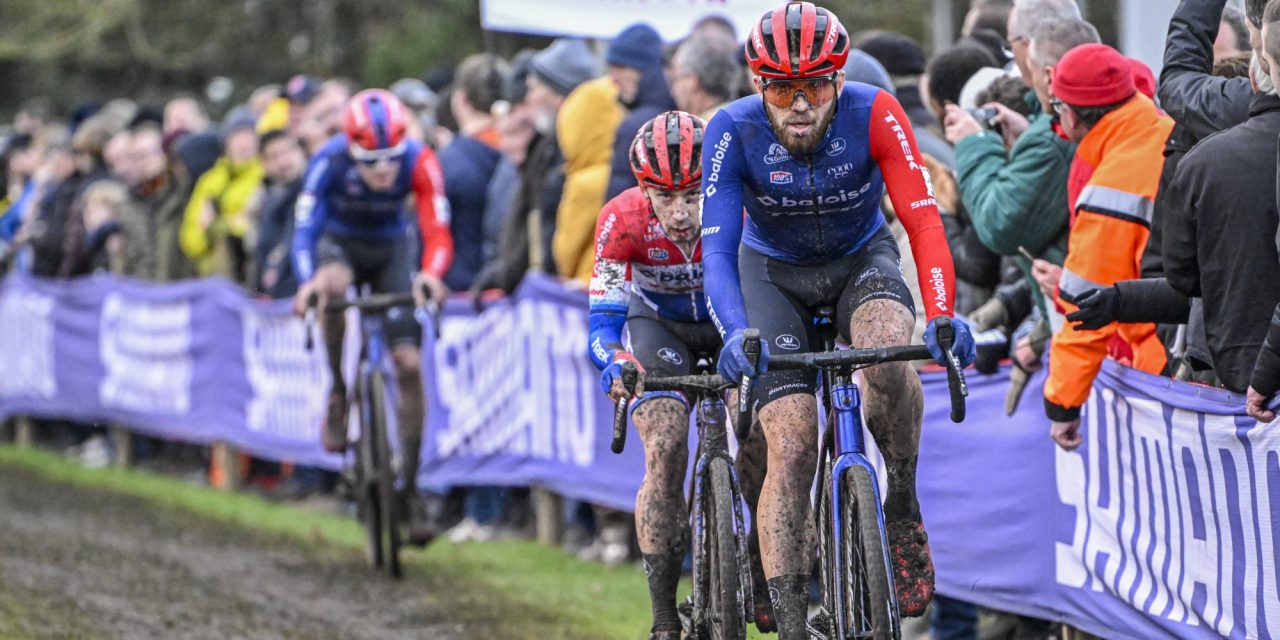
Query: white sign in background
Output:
[[481, 0, 779, 42]]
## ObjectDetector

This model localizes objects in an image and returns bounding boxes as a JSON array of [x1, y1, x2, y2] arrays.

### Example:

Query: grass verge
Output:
[[0, 445, 768, 639]]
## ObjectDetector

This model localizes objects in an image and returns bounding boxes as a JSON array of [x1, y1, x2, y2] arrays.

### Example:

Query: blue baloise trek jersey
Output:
[[291, 134, 453, 283], [699, 81, 957, 337]]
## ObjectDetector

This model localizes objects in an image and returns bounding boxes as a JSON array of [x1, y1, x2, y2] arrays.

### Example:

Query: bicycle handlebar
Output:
[[767, 316, 968, 423], [609, 365, 741, 454], [303, 283, 437, 352]]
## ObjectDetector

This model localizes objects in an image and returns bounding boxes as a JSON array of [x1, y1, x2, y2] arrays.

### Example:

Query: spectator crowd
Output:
[[3, 0, 1280, 636]]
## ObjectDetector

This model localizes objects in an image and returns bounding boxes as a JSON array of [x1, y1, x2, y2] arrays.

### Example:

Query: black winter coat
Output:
[[1157, 0, 1252, 143], [1162, 93, 1280, 392]]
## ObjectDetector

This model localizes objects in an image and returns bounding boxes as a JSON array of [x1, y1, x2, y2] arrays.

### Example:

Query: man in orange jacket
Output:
[[1044, 43, 1174, 450]]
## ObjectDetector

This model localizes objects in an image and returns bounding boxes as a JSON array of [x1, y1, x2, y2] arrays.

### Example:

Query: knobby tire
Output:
[[841, 465, 896, 639], [357, 376, 384, 570], [370, 371, 403, 579], [705, 458, 746, 640]]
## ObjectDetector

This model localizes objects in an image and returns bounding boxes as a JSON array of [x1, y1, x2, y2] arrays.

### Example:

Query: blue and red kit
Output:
[[699, 82, 957, 338], [291, 134, 453, 282]]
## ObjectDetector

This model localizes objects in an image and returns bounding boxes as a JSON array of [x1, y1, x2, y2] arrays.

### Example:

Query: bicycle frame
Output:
[[823, 372, 899, 634], [806, 314, 897, 636], [354, 311, 396, 461]]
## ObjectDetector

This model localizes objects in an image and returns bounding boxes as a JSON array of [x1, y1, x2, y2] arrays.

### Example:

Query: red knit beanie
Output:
[[1052, 43, 1136, 107]]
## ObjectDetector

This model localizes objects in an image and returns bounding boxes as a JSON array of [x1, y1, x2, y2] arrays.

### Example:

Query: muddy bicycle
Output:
[[610, 334, 761, 640], [305, 289, 434, 579]]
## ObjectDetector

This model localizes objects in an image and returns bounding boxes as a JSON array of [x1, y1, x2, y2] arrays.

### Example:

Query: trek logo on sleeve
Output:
[[883, 112, 921, 172], [770, 171, 793, 185]]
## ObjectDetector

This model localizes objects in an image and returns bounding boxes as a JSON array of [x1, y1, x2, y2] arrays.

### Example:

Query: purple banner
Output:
[[0, 273, 342, 470], [419, 274, 646, 510], [922, 362, 1279, 639], [5, 270, 1276, 638]]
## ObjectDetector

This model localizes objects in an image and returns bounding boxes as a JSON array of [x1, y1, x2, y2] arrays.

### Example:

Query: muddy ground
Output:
[[0, 464, 563, 640]]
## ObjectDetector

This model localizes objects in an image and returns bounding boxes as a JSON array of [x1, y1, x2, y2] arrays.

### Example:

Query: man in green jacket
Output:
[[942, 17, 1100, 317]]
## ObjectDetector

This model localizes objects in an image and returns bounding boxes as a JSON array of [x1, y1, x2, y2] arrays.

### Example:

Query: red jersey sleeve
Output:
[[411, 146, 454, 278], [868, 90, 956, 320]]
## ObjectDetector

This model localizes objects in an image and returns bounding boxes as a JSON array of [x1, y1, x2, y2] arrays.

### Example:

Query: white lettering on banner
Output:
[[432, 298, 597, 466], [242, 311, 330, 438], [99, 295, 193, 414], [0, 290, 56, 398], [1055, 388, 1280, 637], [482, 0, 780, 42]]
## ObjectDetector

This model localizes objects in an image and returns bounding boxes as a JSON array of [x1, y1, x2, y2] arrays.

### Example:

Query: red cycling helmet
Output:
[[746, 2, 850, 79], [343, 89, 410, 157], [629, 111, 706, 191]]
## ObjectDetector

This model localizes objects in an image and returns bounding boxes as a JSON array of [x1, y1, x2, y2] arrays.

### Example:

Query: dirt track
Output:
[[0, 464, 547, 640]]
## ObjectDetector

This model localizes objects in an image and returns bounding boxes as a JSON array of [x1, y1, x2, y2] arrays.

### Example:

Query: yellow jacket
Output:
[[553, 77, 622, 284], [1045, 95, 1173, 420], [180, 156, 264, 274]]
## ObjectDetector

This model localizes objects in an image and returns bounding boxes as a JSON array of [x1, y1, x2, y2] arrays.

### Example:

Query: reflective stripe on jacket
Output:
[[1045, 95, 1174, 421]]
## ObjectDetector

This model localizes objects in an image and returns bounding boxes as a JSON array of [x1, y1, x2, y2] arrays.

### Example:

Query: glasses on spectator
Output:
[[760, 74, 839, 109], [349, 141, 407, 167], [1050, 98, 1068, 115]]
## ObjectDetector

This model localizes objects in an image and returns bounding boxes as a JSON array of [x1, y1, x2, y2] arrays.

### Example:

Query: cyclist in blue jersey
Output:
[[700, 3, 976, 634], [291, 89, 453, 544]]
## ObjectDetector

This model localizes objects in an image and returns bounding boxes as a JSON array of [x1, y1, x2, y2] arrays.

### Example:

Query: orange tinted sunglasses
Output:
[[760, 74, 839, 109]]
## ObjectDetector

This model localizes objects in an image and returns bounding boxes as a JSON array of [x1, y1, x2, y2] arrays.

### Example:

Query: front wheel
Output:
[[703, 458, 746, 640], [355, 377, 384, 570], [840, 465, 897, 639], [370, 370, 403, 579]]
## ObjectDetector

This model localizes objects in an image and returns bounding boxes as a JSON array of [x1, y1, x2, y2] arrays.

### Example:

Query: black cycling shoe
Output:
[[805, 609, 834, 640], [648, 624, 682, 640]]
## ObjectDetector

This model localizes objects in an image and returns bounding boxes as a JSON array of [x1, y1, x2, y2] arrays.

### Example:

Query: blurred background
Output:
[[0, 0, 1197, 121]]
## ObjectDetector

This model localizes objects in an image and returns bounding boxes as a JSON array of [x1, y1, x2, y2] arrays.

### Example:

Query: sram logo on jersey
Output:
[[704, 131, 733, 198], [929, 266, 948, 312], [701, 226, 720, 236], [770, 171, 792, 185]]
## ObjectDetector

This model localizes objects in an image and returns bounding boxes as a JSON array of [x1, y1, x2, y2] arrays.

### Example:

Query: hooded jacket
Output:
[[1044, 94, 1174, 421], [605, 61, 677, 200], [553, 77, 622, 283]]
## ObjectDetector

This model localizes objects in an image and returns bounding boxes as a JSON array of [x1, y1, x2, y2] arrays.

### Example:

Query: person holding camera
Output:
[[942, 17, 1098, 322]]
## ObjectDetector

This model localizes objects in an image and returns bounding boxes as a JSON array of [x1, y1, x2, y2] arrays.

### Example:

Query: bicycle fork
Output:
[[824, 378, 899, 638], [689, 396, 754, 630]]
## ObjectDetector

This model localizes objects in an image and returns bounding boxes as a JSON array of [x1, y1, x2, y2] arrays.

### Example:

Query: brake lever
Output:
[[610, 361, 640, 454], [935, 317, 968, 423]]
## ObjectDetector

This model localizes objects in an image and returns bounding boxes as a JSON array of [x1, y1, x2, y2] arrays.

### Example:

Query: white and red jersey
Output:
[[587, 187, 707, 369]]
